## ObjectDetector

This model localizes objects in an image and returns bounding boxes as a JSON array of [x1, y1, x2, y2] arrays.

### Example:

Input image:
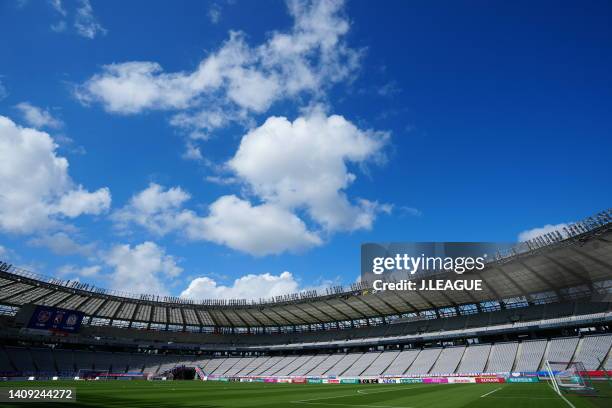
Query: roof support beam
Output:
[[290, 304, 326, 324]]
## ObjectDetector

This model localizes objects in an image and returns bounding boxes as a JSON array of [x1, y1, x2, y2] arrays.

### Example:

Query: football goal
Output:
[[545, 361, 596, 396]]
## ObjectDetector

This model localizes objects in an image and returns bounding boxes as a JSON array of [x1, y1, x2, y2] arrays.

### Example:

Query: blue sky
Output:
[[0, 0, 611, 300]]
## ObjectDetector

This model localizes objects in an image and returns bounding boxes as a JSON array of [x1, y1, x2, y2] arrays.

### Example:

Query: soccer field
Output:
[[0, 381, 611, 408]]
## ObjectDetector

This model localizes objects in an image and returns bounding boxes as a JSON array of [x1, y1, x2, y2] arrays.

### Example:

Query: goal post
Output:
[[546, 361, 596, 395]]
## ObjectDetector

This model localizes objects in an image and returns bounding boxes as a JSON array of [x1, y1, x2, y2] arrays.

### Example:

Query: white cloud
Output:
[[51, 20, 67, 32], [399, 206, 422, 217], [76, 0, 360, 134], [518, 223, 570, 242], [0, 245, 7, 257], [181, 271, 301, 300], [111, 183, 190, 235], [228, 109, 389, 231], [49, 0, 66, 16], [112, 110, 388, 255], [112, 184, 321, 256], [15, 102, 63, 129], [29, 232, 96, 256], [208, 3, 221, 24], [58, 264, 101, 278], [181, 142, 204, 161], [0, 116, 111, 234], [0, 80, 7, 100], [74, 0, 106, 39], [103, 241, 182, 295], [54, 186, 111, 217], [180, 195, 322, 256]]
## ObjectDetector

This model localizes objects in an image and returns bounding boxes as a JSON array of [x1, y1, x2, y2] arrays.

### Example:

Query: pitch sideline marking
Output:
[[480, 387, 503, 398]]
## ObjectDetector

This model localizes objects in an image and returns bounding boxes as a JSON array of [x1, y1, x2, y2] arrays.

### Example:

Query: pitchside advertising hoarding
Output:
[[26, 305, 84, 334]]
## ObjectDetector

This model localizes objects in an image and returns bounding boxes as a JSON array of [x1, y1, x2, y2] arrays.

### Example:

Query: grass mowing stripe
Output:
[[292, 385, 420, 405]]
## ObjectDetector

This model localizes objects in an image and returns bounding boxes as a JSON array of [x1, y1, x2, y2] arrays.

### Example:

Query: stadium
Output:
[[0, 210, 611, 407]]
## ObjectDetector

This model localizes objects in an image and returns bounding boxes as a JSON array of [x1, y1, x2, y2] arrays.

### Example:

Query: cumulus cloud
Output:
[[112, 110, 388, 255], [28, 232, 96, 256], [228, 109, 389, 231], [76, 0, 360, 132], [518, 222, 570, 242], [112, 184, 321, 256], [0, 116, 111, 234], [180, 195, 322, 255], [181, 271, 302, 300], [54, 186, 111, 217], [103, 241, 182, 295], [112, 183, 191, 235], [15, 102, 63, 129]]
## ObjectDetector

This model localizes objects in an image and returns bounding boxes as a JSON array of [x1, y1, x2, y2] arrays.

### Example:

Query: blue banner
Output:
[[27, 306, 84, 333]]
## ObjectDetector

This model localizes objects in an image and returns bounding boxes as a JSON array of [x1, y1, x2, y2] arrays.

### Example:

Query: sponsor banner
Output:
[[360, 379, 379, 384], [507, 377, 539, 383], [239, 378, 251, 382], [293, 378, 307, 384], [423, 377, 449, 384], [253, 378, 265, 382], [475, 377, 505, 383], [264, 378, 277, 383], [328, 379, 340, 384], [340, 379, 360, 384], [399, 378, 423, 384], [381, 378, 398, 384], [27, 306, 84, 334], [586, 371, 612, 378], [510, 372, 539, 378], [322, 379, 329, 384], [448, 377, 476, 384], [307, 379, 323, 384], [278, 379, 292, 383], [219, 378, 229, 382]]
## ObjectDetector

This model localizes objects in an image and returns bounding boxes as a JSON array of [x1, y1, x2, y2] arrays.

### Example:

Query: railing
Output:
[[1, 208, 610, 307]]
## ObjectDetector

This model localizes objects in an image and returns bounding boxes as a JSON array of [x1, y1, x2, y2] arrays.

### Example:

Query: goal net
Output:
[[546, 361, 595, 395], [76, 369, 110, 380]]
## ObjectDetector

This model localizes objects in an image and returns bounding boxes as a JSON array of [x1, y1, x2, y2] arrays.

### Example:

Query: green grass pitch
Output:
[[0, 381, 610, 408]]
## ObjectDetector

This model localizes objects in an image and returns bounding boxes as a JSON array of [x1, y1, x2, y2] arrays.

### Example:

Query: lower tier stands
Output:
[[1, 334, 610, 377]]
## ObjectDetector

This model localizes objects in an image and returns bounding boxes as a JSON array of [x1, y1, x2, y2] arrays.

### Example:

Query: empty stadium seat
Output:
[[513, 340, 546, 372], [456, 344, 490, 374], [485, 342, 518, 373]]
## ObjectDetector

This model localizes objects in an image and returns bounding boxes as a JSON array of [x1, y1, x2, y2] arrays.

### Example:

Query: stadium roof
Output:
[[0, 209, 611, 329]]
